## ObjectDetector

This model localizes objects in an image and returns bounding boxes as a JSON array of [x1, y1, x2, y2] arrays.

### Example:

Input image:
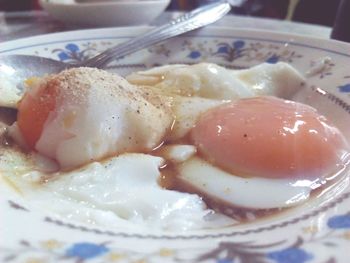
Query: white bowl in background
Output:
[[39, 0, 171, 27]]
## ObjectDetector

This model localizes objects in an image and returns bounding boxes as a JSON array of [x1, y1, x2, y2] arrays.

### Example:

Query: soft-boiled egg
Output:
[[0, 62, 348, 231], [179, 96, 349, 209], [191, 96, 348, 180], [15, 67, 173, 169]]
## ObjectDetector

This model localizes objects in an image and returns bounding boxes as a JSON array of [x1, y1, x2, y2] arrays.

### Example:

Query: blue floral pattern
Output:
[[338, 84, 350, 93], [188, 50, 202, 59], [52, 43, 96, 63], [1, 225, 348, 263], [147, 39, 304, 68], [267, 248, 313, 263], [266, 54, 280, 64], [327, 214, 350, 229], [216, 259, 234, 263], [173, 39, 304, 66], [213, 40, 246, 62], [65, 242, 109, 261], [1, 30, 350, 263]]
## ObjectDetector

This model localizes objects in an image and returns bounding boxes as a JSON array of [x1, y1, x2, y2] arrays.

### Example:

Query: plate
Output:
[[39, 0, 170, 27], [1, 26, 350, 263]]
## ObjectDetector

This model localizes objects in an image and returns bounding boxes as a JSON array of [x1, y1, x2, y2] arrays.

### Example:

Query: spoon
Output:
[[0, 1, 231, 93]]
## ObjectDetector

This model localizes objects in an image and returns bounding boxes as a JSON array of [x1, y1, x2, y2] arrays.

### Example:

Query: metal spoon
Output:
[[0, 1, 231, 92]]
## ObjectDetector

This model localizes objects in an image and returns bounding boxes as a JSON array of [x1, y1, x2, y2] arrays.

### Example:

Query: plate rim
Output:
[[0, 23, 350, 262], [1, 25, 350, 258], [1, 25, 349, 55]]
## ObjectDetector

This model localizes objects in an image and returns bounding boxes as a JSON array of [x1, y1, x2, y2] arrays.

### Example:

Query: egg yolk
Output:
[[191, 96, 348, 179], [17, 83, 58, 149]]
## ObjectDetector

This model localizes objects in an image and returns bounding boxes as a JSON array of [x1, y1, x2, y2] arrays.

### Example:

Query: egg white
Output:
[[1, 62, 343, 232], [126, 62, 305, 100], [0, 145, 235, 231], [177, 157, 315, 209], [169, 96, 227, 141], [127, 62, 306, 140], [0, 74, 22, 109]]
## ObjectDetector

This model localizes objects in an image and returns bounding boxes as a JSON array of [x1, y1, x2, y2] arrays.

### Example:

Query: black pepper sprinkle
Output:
[[136, 110, 140, 114], [243, 134, 248, 138]]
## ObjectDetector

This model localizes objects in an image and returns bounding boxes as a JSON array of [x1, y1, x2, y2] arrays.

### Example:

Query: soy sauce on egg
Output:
[[155, 96, 350, 222]]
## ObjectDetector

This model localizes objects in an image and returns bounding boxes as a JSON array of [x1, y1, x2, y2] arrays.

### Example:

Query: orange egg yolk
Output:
[[17, 83, 58, 149], [191, 96, 347, 179]]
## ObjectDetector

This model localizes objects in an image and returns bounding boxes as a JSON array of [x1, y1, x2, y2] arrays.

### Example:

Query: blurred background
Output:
[[169, 0, 341, 26], [0, 0, 341, 27]]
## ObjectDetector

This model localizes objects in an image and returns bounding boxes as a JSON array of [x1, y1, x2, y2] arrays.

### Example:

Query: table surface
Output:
[[0, 10, 332, 42]]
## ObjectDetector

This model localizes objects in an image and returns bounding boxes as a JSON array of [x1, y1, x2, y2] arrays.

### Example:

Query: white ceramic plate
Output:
[[39, 0, 170, 26], [1, 26, 350, 263]]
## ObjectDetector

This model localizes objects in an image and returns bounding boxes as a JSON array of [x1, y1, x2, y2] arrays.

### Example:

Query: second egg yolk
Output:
[[191, 96, 347, 179]]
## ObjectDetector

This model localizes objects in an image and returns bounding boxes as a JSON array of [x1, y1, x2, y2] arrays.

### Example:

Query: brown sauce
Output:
[[157, 160, 286, 224], [155, 129, 349, 225], [1, 106, 348, 227], [0, 108, 16, 147], [157, 157, 350, 225]]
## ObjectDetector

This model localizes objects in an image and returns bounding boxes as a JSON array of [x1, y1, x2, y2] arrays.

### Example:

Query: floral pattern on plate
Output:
[[1, 212, 350, 263], [1, 27, 350, 263]]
